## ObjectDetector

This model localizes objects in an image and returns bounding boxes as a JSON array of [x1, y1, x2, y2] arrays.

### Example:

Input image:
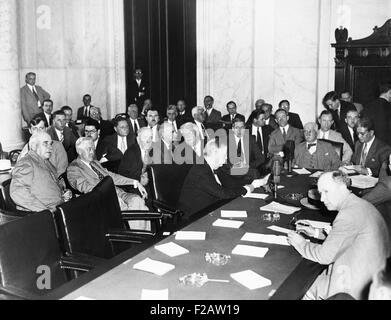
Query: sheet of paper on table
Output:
[[155, 242, 189, 257], [350, 175, 379, 189], [175, 231, 206, 241], [133, 258, 175, 276], [267, 225, 292, 234], [340, 165, 357, 174], [213, 219, 244, 229], [221, 210, 248, 218], [260, 201, 301, 215], [230, 270, 272, 290], [241, 232, 289, 246], [242, 193, 269, 200], [293, 168, 311, 175], [232, 244, 269, 258], [309, 171, 323, 178], [74, 296, 96, 300], [305, 220, 331, 230], [141, 289, 169, 300]]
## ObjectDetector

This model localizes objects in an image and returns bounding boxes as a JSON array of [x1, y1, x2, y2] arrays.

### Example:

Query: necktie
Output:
[[307, 143, 316, 150], [213, 171, 222, 186], [90, 161, 105, 181], [237, 139, 242, 158], [360, 143, 368, 166], [84, 107, 89, 118], [257, 129, 263, 153], [121, 137, 126, 153], [32, 87, 39, 101], [58, 131, 64, 143], [201, 123, 208, 139], [282, 128, 287, 141], [133, 120, 138, 135]]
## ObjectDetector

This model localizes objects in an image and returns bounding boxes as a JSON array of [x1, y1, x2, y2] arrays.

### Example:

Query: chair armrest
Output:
[[152, 200, 184, 218], [120, 210, 163, 221], [106, 229, 155, 243], [60, 253, 107, 272]]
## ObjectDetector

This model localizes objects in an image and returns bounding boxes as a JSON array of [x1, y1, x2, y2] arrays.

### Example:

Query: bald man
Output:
[[288, 171, 389, 300], [294, 122, 341, 171]]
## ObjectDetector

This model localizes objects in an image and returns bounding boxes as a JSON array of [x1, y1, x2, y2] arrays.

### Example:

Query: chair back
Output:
[[55, 176, 124, 259], [318, 139, 344, 161], [0, 179, 18, 212], [149, 164, 192, 208], [0, 211, 67, 298]]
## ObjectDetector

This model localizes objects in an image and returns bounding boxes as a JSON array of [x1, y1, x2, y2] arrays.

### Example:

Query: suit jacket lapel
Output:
[[365, 139, 377, 165]]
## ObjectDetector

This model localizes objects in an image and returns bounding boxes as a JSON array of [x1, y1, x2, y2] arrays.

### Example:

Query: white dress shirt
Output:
[[55, 128, 64, 142], [168, 120, 178, 133], [279, 125, 290, 135], [348, 126, 355, 143], [117, 136, 128, 154], [130, 118, 140, 132], [319, 130, 329, 140], [362, 136, 376, 176], [234, 135, 246, 164], [195, 120, 206, 139], [149, 125, 159, 143], [44, 112, 51, 126], [306, 140, 318, 155], [27, 84, 41, 107]]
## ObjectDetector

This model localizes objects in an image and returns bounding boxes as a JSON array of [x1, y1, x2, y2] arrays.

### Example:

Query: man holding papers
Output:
[[287, 171, 389, 300]]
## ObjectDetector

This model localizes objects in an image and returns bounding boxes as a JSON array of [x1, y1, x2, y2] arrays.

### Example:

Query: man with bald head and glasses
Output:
[[11, 132, 72, 212]]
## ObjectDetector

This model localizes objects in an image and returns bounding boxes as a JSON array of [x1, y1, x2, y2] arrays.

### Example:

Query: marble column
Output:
[[0, 0, 24, 151]]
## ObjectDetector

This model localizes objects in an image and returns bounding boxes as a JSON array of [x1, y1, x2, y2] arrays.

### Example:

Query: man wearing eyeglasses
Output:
[[350, 117, 391, 177], [129, 68, 149, 108]]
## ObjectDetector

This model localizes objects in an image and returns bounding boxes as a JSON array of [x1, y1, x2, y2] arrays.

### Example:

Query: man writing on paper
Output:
[[287, 171, 389, 300]]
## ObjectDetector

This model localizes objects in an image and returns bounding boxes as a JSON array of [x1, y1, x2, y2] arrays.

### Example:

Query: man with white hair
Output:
[[288, 171, 389, 300], [192, 106, 209, 144], [11, 132, 72, 212], [294, 122, 341, 170], [175, 122, 204, 165], [178, 139, 269, 219], [67, 137, 148, 216]]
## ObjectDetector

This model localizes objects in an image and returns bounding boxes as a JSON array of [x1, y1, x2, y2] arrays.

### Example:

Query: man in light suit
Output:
[[268, 109, 303, 156], [10, 132, 72, 212], [203, 95, 222, 130], [20, 72, 51, 124], [317, 110, 352, 164], [294, 122, 342, 171], [351, 117, 391, 177], [288, 171, 389, 300]]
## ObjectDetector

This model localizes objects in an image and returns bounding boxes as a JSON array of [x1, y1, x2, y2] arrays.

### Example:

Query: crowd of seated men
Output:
[[4, 72, 391, 299]]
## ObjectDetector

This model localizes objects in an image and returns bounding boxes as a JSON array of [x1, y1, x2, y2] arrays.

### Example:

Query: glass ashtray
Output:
[[284, 192, 304, 201], [262, 212, 280, 222], [205, 252, 231, 266], [179, 273, 208, 287]]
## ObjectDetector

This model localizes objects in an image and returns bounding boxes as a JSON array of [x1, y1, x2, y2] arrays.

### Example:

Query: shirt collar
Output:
[[280, 124, 289, 133]]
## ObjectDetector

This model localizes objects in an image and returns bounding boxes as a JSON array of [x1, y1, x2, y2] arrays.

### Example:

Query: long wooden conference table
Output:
[[47, 171, 333, 300]]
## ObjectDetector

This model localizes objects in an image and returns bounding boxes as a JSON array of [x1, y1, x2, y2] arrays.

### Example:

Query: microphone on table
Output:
[[272, 160, 281, 199], [284, 140, 295, 173]]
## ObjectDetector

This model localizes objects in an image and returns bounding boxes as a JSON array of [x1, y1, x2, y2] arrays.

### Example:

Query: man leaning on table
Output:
[[287, 171, 389, 300]]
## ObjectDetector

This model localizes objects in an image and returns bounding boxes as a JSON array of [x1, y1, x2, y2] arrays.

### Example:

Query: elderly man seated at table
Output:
[[294, 122, 341, 171], [288, 171, 389, 300], [18, 116, 68, 177], [175, 122, 204, 165], [67, 137, 150, 229], [11, 132, 72, 212], [317, 110, 352, 164], [350, 117, 391, 177]]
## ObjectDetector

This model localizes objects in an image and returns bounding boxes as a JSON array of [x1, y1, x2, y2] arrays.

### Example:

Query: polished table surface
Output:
[[58, 172, 331, 300]]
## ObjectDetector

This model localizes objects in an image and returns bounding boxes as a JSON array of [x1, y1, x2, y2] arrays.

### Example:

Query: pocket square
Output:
[[325, 153, 329, 156]]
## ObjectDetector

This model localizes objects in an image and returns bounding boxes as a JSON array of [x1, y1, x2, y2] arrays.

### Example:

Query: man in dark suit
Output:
[[176, 99, 193, 128], [339, 109, 359, 152], [84, 119, 105, 159], [323, 91, 356, 132], [127, 104, 146, 146], [362, 82, 391, 147], [20, 72, 51, 124], [221, 101, 246, 130], [204, 95, 222, 130], [279, 100, 303, 129], [34, 99, 53, 127], [89, 106, 115, 140], [261, 103, 278, 130], [129, 68, 148, 108], [248, 110, 274, 159], [61, 106, 80, 138], [77, 94, 95, 121], [47, 110, 78, 163], [351, 117, 391, 177], [178, 139, 267, 219]]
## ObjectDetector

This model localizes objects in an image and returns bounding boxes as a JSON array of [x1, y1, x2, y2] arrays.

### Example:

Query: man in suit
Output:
[[34, 99, 53, 128], [248, 110, 273, 157], [176, 99, 193, 128], [176, 122, 204, 165], [279, 100, 304, 129], [178, 139, 268, 220], [294, 122, 342, 171], [368, 257, 391, 300], [18, 117, 68, 178], [118, 127, 153, 187], [255, 99, 266, 110], [268, 109, 303, 156], [203, 95, 222, 130], [77, 94, 95, 121], [89, 106, 115, 140], [61, 106, 80, 138], [20, 72, 51, 124], [245, 99, 267, 127], [157, 122, 178, 165], [363, 82, 391, 146], [323, 91, 356, 132], [339, 109, 359, 153], [192, 106, 210, 145], [164, 105, 180, 144], [127, 104, 146, 146], [351, 117, 391, 177], [145, 109, 160, 143], [47, 110, 78, 163], [10, 132, 72, 212], [261, 103, 278, 130], [288, 171, 389, 300], [317, 110, 352, 164], [221, 101, 246, 130], [340, 91, 364, 114], [129, 68, 148, 108]]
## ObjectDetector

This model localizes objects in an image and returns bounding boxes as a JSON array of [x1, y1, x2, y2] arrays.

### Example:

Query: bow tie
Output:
[[307, 143, 316, 149]]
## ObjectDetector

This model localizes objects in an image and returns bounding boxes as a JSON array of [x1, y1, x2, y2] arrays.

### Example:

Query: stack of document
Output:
[[267, 225, 292, 234], [213, 219, 244, 229], [232, 244, 269, 258], [309, 171, 323, 178], [305, 220, 332, 234], [155, 242, 189, 257], [230, 270, 272, 290], [221, 210, 248, 218], [293, 168, 311, 175], [242, 193, 269, 200], [341, 165, 357, 174], [133, 258, 175, 276], [260, 201, 301, 215], [241, 233, 289, 246], [175, 231, 206, 241], [350, 175, 378, 189]]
